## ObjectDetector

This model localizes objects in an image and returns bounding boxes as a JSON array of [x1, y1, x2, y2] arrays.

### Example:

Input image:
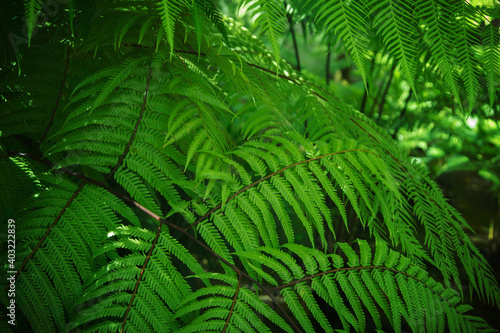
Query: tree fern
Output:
[[24, 0, 42, 46], [305, 0, 371, 86], [157, 0, 189, 54], [417, 0, 461, 104], [453, 0, 482, 111], [241, 0, 287, 65], [480, 5, 500, 107], [2, 1, 500, 332], [295, 0, 500, 109]]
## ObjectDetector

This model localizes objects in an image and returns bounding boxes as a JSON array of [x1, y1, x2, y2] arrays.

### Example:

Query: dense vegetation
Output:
[[1, 0, 499, 332]]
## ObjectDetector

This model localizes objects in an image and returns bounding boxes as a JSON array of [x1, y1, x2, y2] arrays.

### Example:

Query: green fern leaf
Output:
[[157, 0, 188, 55], [482, 17, 500, 106], [418, 0, 461, 103], [371, 0, 419, 93], [24, 0, 42, 46], [454, 1, 481, 111], [311, 0, 370, 86], [245, 0, 287, 65]]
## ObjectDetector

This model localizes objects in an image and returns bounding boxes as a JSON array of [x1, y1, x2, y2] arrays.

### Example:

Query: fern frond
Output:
[[371, 0, 419, 92], [7, 175, 135, 332], [244, 0, 287, 64], [310, 0, 371, 86], [482, 15, 500, 106], [157, 0, 189, 54], [70, 226, 208, 332], [192, 0, 228, 53], [114, 169, 163, 216], [24, 0, 42, 46], [418, 0, 461, 103], [237, 240, 496, 332], [454, 1, 481, 111], [2, 2, 499, 332], [77, 56, 148, 110]]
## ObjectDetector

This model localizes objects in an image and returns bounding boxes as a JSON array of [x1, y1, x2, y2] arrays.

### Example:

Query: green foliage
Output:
[[308, 0, 371, 85], [292, 0, 500, 111], [1, 0, 499, 332]]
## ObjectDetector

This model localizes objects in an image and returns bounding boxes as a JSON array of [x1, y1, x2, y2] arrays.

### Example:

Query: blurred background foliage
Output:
[[219, 0, 500, 296]]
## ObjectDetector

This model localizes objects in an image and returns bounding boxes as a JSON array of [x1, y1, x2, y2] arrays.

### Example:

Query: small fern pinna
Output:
[[1, 0, 499, 332]]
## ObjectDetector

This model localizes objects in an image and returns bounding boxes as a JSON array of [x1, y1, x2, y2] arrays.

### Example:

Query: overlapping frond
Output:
[[481, 7, 500, 106], [157, 0, 189, 54], [417, 0, 461, 103], [294, 0, 499, 109], [371, 0, 419, 93], [2, 176, 130, 332], [177, 240, 493, 332], [67, 226, 208, 332], [1, 1, 499, 333], [308, 0, 371, 85], [453, 1, 482, 111], [241, 0, 287, 64]]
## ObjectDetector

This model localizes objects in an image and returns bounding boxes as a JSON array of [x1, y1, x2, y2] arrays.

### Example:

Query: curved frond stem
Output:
[[10, 181, 86, 283], [271, 264, 479, 327], [106, 66, 153, 180], [246, 62, 329, 102], [8, 151, 304, 332], [114, 198, 303, 332], [222, 272, 242, 333], [120, 224, 163, 333], [174, 48, 335, 102], [186, 148, 378, 231]]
